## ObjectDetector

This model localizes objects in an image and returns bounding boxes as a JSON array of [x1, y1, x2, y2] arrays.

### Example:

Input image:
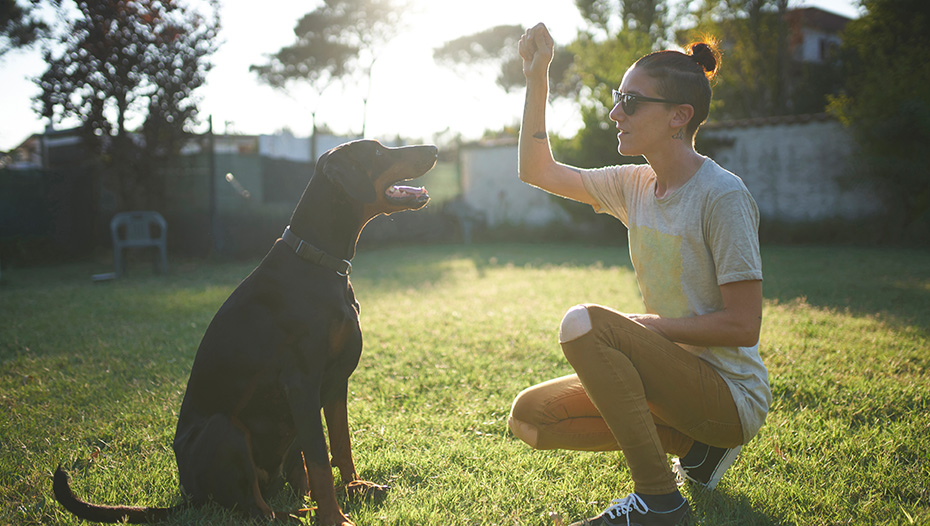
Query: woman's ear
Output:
[[671, 103, 695, 129]]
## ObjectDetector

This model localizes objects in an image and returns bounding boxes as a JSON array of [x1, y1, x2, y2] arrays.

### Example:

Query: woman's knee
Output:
[[508, 414, 541, 449], [508, 386, 544, 448], [559, 304, 594, 344]]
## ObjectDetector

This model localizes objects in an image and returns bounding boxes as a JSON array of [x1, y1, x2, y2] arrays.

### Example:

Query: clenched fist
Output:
[[519, 22, 554, 82]]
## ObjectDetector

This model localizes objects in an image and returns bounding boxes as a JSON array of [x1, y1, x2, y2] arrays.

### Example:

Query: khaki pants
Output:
[[508, 304, 742, 495]]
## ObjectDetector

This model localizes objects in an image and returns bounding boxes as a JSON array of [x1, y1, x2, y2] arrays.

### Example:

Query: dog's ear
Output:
[[323, 154, 377, 203]]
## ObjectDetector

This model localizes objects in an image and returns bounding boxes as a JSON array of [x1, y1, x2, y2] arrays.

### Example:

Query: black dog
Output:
[[54, 140, 438, 524]]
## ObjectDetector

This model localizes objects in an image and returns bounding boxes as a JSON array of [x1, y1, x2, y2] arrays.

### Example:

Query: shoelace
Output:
[[603, 493, 649, 525]]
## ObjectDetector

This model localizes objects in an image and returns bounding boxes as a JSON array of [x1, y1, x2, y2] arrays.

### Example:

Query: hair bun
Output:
[[689, 42, 720, 78]]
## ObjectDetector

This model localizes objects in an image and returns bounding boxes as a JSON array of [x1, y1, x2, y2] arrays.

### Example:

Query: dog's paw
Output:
[[341, 479, 390, 501]]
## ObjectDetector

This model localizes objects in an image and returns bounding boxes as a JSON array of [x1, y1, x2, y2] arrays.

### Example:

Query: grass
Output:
[[1, 242, 928, 525]]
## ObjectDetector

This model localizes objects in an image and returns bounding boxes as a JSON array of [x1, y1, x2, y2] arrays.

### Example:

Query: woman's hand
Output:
[[625, 313, 671, 340], [624, 280, 763, 348], [519, 23, 554, 81]]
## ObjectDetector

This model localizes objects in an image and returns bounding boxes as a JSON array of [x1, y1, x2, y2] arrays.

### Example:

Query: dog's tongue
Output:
[[386, 185, 428, 199]]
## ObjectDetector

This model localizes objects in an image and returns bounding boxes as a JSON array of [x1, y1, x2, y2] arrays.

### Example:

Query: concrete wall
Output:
[[702, 115, 881, 222], [460, 142, 570, 227]]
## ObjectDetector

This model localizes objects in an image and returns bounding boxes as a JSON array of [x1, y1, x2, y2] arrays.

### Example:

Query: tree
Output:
[[433, 0, 673, 100], [679, 0, 794, 120], [828, 0, 930, 237], [575, 0, 671, 44], [0, 0, 47, 57], [35, 0, 219, 210], [433, 24, 577, 98], [252, 0, 408, 142], [555, 29, 654, 167], [434, 25, 525, 93], [547, 1, 662, 169]]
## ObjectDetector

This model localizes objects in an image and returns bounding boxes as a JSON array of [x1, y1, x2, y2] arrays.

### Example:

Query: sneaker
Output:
[[569, 493, 690, 526], [672, 443, 741, 490]]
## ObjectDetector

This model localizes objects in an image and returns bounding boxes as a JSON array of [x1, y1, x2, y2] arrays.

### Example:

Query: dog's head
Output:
[[318, 139, 437, 216]]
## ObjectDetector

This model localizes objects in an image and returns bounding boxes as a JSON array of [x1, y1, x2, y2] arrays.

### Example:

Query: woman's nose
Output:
[[609, 103, 624, 124]]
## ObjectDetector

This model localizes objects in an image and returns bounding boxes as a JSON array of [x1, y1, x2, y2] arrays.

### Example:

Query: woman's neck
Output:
[[644, 144, 705, 198]]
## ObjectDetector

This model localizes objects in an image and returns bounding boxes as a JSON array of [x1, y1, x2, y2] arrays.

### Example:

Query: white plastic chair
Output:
[[110, 211, 168, 276]]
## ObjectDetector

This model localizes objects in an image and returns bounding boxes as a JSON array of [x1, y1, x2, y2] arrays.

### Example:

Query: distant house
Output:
[[681, 6, 852, 118], [784, 7, 850, 64], [706, 6, 851, 65], [7, 126, 86, 171]]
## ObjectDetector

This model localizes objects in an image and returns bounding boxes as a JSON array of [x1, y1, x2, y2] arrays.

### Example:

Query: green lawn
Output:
[[1, 243, 928, 525]]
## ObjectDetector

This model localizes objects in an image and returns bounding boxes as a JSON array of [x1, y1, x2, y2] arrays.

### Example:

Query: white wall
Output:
[[702, 116, 881, 222], [460, 142, 571, 227]]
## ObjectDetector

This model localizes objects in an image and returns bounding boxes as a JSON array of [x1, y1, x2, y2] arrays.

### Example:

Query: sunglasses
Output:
[[612, 89, 686, 115]]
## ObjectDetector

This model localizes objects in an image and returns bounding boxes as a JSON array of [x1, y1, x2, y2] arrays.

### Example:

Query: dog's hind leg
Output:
[[283, 442, 310, 497], [176, 415, 273, 518]]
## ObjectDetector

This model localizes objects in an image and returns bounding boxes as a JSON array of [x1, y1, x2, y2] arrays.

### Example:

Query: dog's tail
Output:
[[53, 465, 181, 523]]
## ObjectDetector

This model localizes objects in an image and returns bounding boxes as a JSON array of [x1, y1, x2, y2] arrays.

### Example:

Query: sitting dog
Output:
[[54, 139, 438, 524]]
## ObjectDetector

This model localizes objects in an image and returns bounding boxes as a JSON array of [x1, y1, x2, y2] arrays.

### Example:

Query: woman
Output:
[[509, 23, 771, 526]]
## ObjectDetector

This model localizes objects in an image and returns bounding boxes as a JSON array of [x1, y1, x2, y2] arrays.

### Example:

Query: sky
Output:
[[0, 0, 863, 152]]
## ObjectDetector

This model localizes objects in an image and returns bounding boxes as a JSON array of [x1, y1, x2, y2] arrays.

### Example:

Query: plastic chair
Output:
[[110, 211, 168, 276]]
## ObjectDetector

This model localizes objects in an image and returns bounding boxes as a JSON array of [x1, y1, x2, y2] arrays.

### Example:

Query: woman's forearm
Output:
[[518, 79, 554, 184]]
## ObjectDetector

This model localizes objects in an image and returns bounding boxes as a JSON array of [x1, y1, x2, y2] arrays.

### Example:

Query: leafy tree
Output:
[[0, 0, 47, 57], [433, 0, 672, 101], [549, 1, 661, 169], [679, 0, 793, 119], [35, 0, 219, 210], [252, 0, 408, 141], [575, 0, 670, 44], [828, 0, 930, 237], [433, 24, 577, 99], [434, 25, 525, 93]]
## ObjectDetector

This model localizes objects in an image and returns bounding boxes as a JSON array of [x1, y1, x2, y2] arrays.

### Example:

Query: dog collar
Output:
[[281, 226, 352, 276]]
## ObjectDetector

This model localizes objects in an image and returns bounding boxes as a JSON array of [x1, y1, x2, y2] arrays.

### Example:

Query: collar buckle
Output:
[[282, 226, 352, 276]]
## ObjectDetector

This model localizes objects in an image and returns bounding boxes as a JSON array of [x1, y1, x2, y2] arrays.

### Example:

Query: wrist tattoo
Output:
[[533, 131, 548, 141]]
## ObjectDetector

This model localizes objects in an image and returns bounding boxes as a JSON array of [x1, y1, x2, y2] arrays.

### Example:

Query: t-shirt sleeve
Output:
[[705, 189, 763, 285], [579, 165, 643, 226]]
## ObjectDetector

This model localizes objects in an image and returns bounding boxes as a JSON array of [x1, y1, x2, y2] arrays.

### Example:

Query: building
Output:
[[785, 7, 850, 64]]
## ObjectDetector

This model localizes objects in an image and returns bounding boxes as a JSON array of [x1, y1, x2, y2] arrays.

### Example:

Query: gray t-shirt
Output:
[[580, 158, 771, 443]]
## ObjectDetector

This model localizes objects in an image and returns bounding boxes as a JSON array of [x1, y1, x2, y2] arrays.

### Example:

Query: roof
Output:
[[703, 112, 837, 130], [786, 7, 853, 33]]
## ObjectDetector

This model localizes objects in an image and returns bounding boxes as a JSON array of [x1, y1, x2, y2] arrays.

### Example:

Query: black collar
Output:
[[281, 226, 352, 276]]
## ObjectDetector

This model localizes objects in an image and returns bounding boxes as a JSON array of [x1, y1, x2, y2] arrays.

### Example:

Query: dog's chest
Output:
[[314, 281, 362, 361], [328, 315, 357, 357]]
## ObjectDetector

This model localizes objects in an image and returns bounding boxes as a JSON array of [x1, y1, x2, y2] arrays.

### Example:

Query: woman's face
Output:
[[609, 66, 677, 157]]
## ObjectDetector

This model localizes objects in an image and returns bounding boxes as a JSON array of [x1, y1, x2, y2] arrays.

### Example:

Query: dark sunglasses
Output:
[[612, 89, 686, 115]]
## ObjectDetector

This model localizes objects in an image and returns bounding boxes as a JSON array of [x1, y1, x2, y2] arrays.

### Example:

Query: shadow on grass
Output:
[[762, 246, 930, 333], [352, 242, 633, 293], [687, 487, 783, 525]]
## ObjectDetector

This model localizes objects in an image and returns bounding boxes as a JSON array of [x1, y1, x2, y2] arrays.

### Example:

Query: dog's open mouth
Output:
[[386, 184, 429, 205]]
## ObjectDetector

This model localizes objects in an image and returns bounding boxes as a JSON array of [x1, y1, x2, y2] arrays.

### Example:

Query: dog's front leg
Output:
[[323, 385, 357, 484], [285, 375, 353, 526], [324, 395, 390, 499]]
